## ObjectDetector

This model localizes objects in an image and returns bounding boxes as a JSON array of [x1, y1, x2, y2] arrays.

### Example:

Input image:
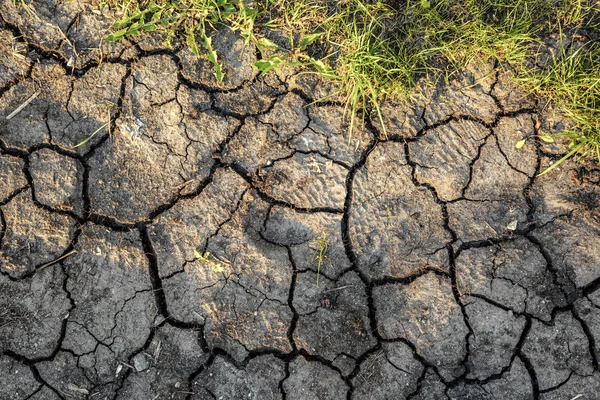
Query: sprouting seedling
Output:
[[312, 232, 329, 287], [72, 103, 113, 148], [72, 121, 109, 148], [16, 0, 40, 21], [194, 250, 225, 273], [515, 133, 555, 149]]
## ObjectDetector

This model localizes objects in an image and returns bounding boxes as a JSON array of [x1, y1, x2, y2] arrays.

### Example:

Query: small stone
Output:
[[133, 354, 150, 372], [506, 220, 518, 231]]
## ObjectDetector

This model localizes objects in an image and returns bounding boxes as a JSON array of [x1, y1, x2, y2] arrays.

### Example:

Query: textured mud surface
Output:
[[1, 2, 600, 399]]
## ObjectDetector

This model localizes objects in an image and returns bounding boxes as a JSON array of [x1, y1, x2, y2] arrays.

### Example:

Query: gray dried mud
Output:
[[1, 1, 599, 399]]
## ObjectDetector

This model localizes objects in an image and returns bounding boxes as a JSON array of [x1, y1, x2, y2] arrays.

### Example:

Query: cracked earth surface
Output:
[[1, 1, 600, 399]]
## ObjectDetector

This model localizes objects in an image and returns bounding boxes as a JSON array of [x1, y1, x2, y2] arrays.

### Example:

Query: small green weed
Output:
[[311, 232, 329, 287], [14, 0, 39, 20], [194, 250, 227, 273], [72, 102, 113, 148]]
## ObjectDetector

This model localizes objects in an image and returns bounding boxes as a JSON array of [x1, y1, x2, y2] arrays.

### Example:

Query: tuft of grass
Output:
[[311, 232, 329, 287], [515, 27, 600, 174], [194, 250, 227, 273], [104, 0, 261, 81]]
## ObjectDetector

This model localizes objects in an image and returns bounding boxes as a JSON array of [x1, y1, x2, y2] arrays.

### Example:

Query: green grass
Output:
[[194, 250, 227, 273], [517, 30, 600, 174], [96, 0, 600, 169], [311, 232, 329, 287]]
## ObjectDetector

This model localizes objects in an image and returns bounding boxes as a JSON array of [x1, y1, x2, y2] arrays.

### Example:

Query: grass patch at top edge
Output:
[[56, 0, 600, 169]]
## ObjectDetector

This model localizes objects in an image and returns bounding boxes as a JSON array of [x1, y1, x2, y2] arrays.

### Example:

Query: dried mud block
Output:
[[534, 217, 600, 291], [456, 238, 564, 321], [259, 93, 309, 138], [465, 140, 530, 201], [28, 387, 60, 400], [192, 355, 285, 399], [332, 354, 356, 378], [0, 1, 73, 56], [350, 142, 450, 280], [523, 312, 595, 391], [258, 153, 347, 209], [539, 371, 600, 400], [87, 130, 186, 222], [289, 73, 346, 104], [60, 225, 155, 384], [201, 283, 292, 359], [0, 268, 70, 359], [131, 55, 179, 104], [89, 59, 237, 223], [29, 149, 84, 216], [118, 324, 209, 399], [0, 61, 60, 149], [149, 168, 248, 277], [448, 200, 527, 243], [574, 294, 600, 364], [464, 299, 526, 380], [409, 370, 447, 400], [531, 161, 600, 288], [176, 84, 212, 114], [450, 61, 498, 94], [37, 350, 118, 399], [264, 206, 350, 278], [60, 11, 128, 66], [293, 272, 375, 365], [375, 97, 426, 139], [131, 31, 181, 54], [0, 189, 76, 278], [0, 29, 30, 88], [373, 273, 468, 381], [1, 60, 124, 152], [214, 80, 281, 115], [59, 62, 127, 150], [162, 194, 292, 360], [179, 27, 257, 89], [221, 117, 294, 175], [123, 55, 235, 165], [492, 71, 537, 112], [297, 104, 372, 166], [495, 114, 538, 177], [284, 357, 348, 400], [423, 75, 498, 125], [531, 159, 599, 225], [409, 119, 490, 201], [448, 140, 530, 242], [0, 154, 26, 201], [27, 387, 60, 400], [0, 356, 40, 399], [448, 358, 533, 400], [1, 0, 126, 68], [181, 110, 241, 181], [352, 342, 424, 399]]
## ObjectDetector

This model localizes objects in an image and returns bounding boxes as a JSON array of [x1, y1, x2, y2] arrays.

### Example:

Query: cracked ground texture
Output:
[[0, 2, 599, 400]]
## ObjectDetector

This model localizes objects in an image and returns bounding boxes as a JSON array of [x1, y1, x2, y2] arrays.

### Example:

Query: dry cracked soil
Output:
[[1, 1, 600, 399]]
